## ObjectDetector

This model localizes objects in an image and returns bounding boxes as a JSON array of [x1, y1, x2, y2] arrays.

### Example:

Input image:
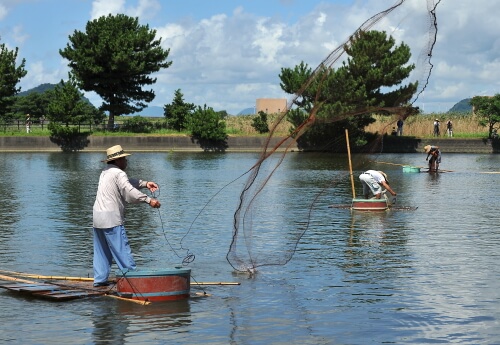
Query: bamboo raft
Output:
[[0, 270, 239, 305], [0, 273, 113, 301], [329, 204, 418, 211]]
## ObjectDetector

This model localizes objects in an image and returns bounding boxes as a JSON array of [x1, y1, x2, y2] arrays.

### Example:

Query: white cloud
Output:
[[91, 0, 125, 20], [91, 0, 161, 20], [129, 0, 161, 19], [3, 0, 500, 114], [252, 19, 286, 65], [23, 60, 67, 90], [0, 5, 7, 21], [11, 25, 28, 45]]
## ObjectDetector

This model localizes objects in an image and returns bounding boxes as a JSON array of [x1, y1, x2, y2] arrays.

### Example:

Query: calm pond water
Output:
[[0, 151, 499, 345]]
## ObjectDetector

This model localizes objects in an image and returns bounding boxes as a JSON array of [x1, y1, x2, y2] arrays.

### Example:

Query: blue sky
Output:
[[1, 0, 499, 115]]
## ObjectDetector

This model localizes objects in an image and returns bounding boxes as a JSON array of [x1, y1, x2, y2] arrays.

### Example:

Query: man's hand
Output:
[[146, 181, 159, 193], [149, 198, 161, 208]]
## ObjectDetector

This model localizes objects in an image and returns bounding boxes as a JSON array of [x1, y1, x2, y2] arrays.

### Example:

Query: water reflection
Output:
[[2, 152, 500, 344], [91, 298, 191, 344], [0, 155, 20, 253], [91, 300, 129, 345], [343, 211, 411, 281]]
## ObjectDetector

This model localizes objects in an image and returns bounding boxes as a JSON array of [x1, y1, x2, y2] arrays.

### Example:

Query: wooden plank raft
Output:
[[0, 270, 238, 304], [0, 276, 110, 301]]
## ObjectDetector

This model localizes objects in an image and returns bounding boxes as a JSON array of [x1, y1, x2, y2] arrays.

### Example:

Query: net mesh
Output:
[[227, 0, 442, 273]]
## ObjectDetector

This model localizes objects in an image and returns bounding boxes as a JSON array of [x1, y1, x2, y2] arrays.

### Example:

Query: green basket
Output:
[[402, 165, 421, 173]]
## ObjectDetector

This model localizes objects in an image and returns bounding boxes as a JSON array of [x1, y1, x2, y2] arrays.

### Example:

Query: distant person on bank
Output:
[[424, 145, 441, 172], [25, 114, 31, 133], [433, 119, 440, 137], [92, 145, 161, 287], [446, 120, 453, 137], [397, 118, 404, 136], [359, 170, 397, 200]]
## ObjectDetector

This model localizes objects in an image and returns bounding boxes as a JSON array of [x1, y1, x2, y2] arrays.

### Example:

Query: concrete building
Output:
[[256, 98, 287, 114]]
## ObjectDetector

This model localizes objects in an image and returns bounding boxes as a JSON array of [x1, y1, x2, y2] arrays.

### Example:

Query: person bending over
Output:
[[424, 145, 441, 172], [359, 170, 397, 199]]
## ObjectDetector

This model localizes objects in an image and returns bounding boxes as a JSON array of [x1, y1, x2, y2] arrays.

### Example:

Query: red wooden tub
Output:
[[351, 198, 389, 211], [115, 268, 191, 302]]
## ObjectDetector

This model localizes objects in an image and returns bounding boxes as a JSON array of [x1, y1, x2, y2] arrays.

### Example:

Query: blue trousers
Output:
[[93, 225, 136, 284]]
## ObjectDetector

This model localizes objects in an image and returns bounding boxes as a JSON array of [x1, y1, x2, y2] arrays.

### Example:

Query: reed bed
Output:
[[364, 112, 488, 138], [226, 111, 488, 138], [225, 113, 292, 136]]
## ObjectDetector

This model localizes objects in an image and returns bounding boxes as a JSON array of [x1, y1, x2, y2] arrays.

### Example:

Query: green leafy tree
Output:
[[279, 30, 417, 150], [217, 110, 229, 120], [59, 14, 172, 129], [251, 111, 270, 134], [121, 115, 154, 133], [164, 89, 195, 131], [12, 86, 103, 126], [470, 94, 500, 138], [46, 79, 89, 125], [82, 101, 106, 126], [188, 104, 227, 142], [46, 79, 103, 151], [13, 91, 55, 121], [0, 40, 27, 120], [342, 30, 417, 108]]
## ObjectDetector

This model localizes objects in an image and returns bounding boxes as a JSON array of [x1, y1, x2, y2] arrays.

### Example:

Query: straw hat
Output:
[[423, 145, 432, 153], [378, 171, 389, 184], [435, 119, 439, 122], [103, 145, 131, 162]]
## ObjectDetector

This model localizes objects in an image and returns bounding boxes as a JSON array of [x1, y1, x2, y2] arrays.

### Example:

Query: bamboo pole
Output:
[[0, 269, 93, 281], [345, 129, 356, 199], [191, 282, 240, 286], [375, 161, 425, 169], [105, 293, 151, 305], [0, 269, 240, 286], [0, 273, 37, 284]]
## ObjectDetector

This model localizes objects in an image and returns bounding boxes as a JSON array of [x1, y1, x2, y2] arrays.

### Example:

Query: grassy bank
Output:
[[1, 111, 487, 138]]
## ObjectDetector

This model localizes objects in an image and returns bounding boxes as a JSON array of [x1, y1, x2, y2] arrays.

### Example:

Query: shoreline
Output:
[[0, 135, 497, 153]]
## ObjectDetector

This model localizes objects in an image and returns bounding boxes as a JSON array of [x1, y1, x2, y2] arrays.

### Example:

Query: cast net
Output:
[[227, 0, 442, 273]]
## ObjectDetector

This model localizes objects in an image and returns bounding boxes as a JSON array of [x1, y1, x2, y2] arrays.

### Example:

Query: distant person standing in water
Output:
[[424, 145, 441, 172]]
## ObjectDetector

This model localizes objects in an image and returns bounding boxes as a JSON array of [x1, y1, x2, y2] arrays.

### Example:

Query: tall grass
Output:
[[364, 112, 488, 138], [225, 113, 292, 136], [0, 112, 488, 138], [226, 111, 488, 138]]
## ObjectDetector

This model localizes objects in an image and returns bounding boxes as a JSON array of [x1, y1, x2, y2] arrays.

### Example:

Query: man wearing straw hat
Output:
[[92, 145, 161, 287], [433, 119, 440, 137], [359, 170, 397, 200], [424, 145, 441, 172]]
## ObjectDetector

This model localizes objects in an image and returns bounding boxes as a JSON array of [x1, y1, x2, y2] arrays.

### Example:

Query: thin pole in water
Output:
[[345, 129, 356, 199]]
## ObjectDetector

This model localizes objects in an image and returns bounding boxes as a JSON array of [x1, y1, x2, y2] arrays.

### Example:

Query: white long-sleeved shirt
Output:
[[93, 164, 151, 228], [363, 170, 386, 184]]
